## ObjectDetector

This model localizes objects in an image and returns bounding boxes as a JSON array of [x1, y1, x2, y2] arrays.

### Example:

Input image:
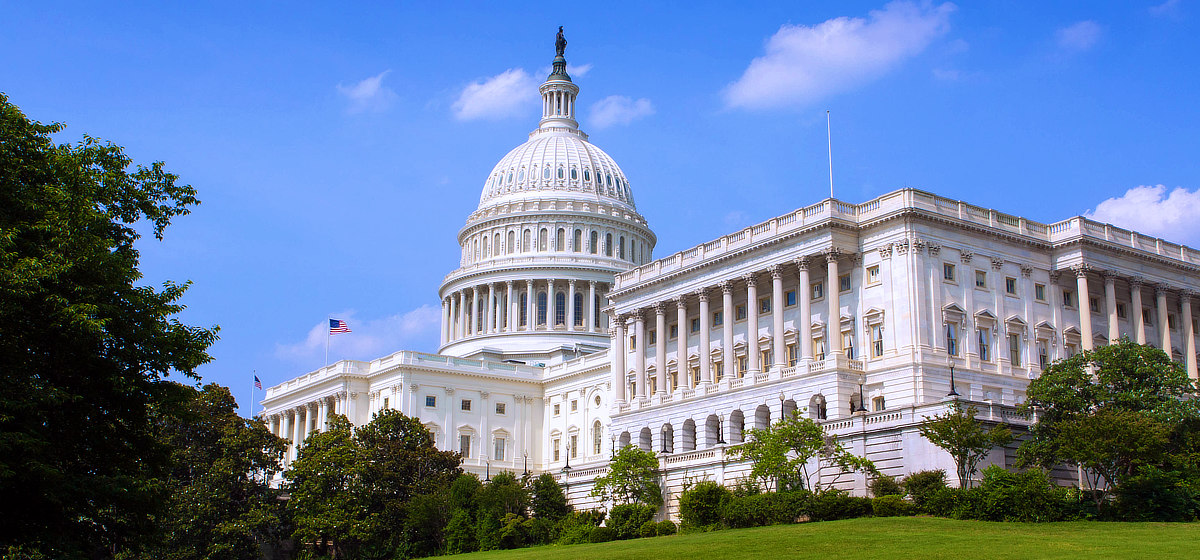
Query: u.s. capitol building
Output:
[[261, 36, 1200, 517]]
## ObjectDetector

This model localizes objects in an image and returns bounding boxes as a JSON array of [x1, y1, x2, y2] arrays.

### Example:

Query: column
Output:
[[827, 252, 843, 354], [1104, 273, 1119, 343], [270, 414, 281, 439], [466, 287, 476, 336], [568, 279, 577, 330], [505, 280, 515, 332], [655, 303, 667, 394], [676, 296, 689, 389], [485, 283, 494, 335], [698, 290, 712, 385], [612, 320, 627, 404], [588, 281, 597, 332], [456, 290, 466, 339], [746, 274, 760, 374], [1157, 285, 1172, 356], [301, 404, 313, 442], [1131, 279, 1146, 344], [318, 397, 328, 432], [440, 297, 449, 345], [797, 258, 813, 360], [449, 294, 459, 342], [290, 408, 302, 461], [526, 280, 535, 331], [1075, 267, 1093, 351], [1182, 293, 1197, 380], [771, 265, 786, 368], [547, 279, 557, 329], [721, 281, 735, 380], [635, 311, 647, 399]]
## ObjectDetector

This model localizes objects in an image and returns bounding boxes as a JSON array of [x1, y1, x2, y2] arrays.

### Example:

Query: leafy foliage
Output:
[[0, 94, 215, 557], [678, 480, 733, 527], [607, 503, 658, 539], [591, 445, 662, 506], [735, 411, 876, 491], [918, 402, 1012, 488], [869, 475, 904, 497], [901, 470, 948, 512]]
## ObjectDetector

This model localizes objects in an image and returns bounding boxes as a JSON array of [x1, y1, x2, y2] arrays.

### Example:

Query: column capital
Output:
[[608, 326, 619, 337], [720, 280, 735, 295], [769, 264, 785, 280], [505, 279, 514, 288], [695, 289, 710, 302], [742, 273, 758, 287], [825, 249, 843, 263], [927, 242, 941, 256], [1128, 276, 1145, 288], [795, 256, 811, 271], [632, 309, 645, 322], [675, 295, 688, 309], [1102, 270, 1121, 282], [589, 280, 598, 288], [1180, 290, 1196, 303], [960, 250, 973, 263], [1071, 264, 1092, 278], [568, 278, 577, 287], [877, 244, 893, 259], [1048, 270, 1062, 283], [1020, 265, 1033, 278], [1155, 283, 1172, 297], [654, 302, 668, 316], [991, 258, 1004, 271]]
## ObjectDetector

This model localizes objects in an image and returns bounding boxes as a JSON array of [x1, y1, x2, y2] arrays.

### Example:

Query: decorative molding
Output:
[[695, 289, 709, 302], [895, 239, 910, 255], [720, 280, 735, 295], [878, 244, 893, 259], [1072, 264, 1092, 278], [795, 256, 811, 271], [991, 258, 1004, 270], [927, 243, 941, 256], [769, 264, 784, 280], [1020, 265, 1033, 277], [675, 295, 687, 309], [960, 250, 973, 263], [825, 249, 843, 263], [1049, 270, 1062, 283], [742, 273, 757, 288]]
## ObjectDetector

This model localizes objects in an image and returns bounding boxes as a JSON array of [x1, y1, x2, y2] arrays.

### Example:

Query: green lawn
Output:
[[453, 517, 1199, 560]]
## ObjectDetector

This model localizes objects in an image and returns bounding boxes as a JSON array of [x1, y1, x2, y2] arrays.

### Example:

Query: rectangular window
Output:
[[787, 344, 798, 367], [735, 304, 747, 321], [978, 328, 991, 362], [759, 297, 771, 314], [495, 402, 506, 415], [630, 335, 636, 349], [839, 274, 852, 293], [761, 350, 772, 368], [571, 399, 578, 412], [943, 263, 956, 282], [648, 330, 656, 344], [461, 399, 472, 412], [1089, 297, 1100, 313], [1005, 277, 1017, 295], [713, 311, 723, 327], [1063, 290, 1075, 308], [382, 397, 389, 409], [1144, 308, 1154, 325], [1169, 314, 1178, 330], [843, 332, 855, 360], [713, 361, 723, 382], [785, 290, 797, 306], [867, 265, 881, 285], [494, 438, 506, 461], [814, 338, 826, 361], [736, 356, 747, 376], [553, 403, 561, 416], [1038, 340, 1048, 368], [669, 324, 678, 339], [570, 434, 578, 458], [553, 439, 560, 461], [1117, 303, 1127, 319], [947, 323, 959, 356], [871, 324, 884, 357], [1009, 333, 1022, 367], [691, 318, 700, 333], [975, 270, 987, 288], [692, 366, 701, 385], [425, 395, 437, 408], [459, 434, 471, 458], [872, 396, 886, 412], [1035, 283, 1046, 301], [1065, 343, 1077, 358], [811, 281, 825, 300]]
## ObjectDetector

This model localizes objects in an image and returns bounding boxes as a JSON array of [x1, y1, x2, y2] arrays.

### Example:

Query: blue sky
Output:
[[3, 1, 1198, 415]]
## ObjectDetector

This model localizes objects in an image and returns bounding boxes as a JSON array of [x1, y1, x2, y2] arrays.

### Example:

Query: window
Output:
[[843, 332, 855, 359], [943, 263, 956, 281], [669, 324, 678, 339], [1144, 309, 1154, 326], [618, 235, 626, 259], [589, 231, 598, 254], [605, 233, 613, 256], [691, 366, 701, 385], [947, 323, 959, 356], [648, 330, 656, 344], [1005, 277, 1017, 295], [691, 318, 700, 333], [1009, 334, 1022, 367], [494, 437, 506, 461], [574, 293, 584, 326], [508, 230, 515, 254], [713, 311, 723, 326], [736, 356, 748, 376], [787, 343, 798, 366], [872, 396, 886, 412], [735, 304, 747, 321], [556, 228, 565, 251], [553, 403, 561, 416], [573, 229, 582, 252], [1117, 303, 1127, 318], [867, 265, 881, 285], [759, 297, 771, 314], [538, 228, 548, 251], [975, 270, 987, 288], [570, 434, 578, 458], [871, 325, 884, 357], [425, 395, 437, 408], [1169, 314, 1179, 330], [814, 338, 826, 361], [1089, 297, 1100, 313], [459, 434, 471, 458], [978, 328, 991, 362], [1063, 290, 1075, 308], [1038, 340, 1049, 368], [593, 421, 603, 455], [1065, 343, 1078, 358], [461, 399, 472, 412], [555, 291, 566, 325], [1035, 283, 1046, 301], [382, 397, 389, 409], [537, 292, 548, 325], [629, 335, 636, 350], [761, 350, 772, 368], [519, 293, 528, 326], [839, 274, 852, 293], [713, 361, 723, 382], [811, 281, 825, 300], [785, 290, 797, 306], [495, 402, 506, 415], [570, 400, 578, 412], [553, 439, 561, 461]]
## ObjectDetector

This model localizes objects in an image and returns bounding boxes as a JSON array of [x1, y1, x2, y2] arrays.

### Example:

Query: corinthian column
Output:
[[568, 279, 577, 329], [655, 303, 667, 394], [827, 251, 843, 354], [771, 265, 786, 368], [612, 321, 627, 404], [698, 290, 712, 385], [721, 280, 735, 381], [746, 274, 760, 374], [635, 310, 647, 399], [676, 296, 689, 389], [1104, 273, 1119, 343], [485, 283, 494, 334], [1157, 285, 1172, 356], [1075, 266, 1093, 351], [1182, 292, 1197, 380], [1131, 279, 1146, 344], [797, 258, 813, 360], [505, 280, 515, 332]]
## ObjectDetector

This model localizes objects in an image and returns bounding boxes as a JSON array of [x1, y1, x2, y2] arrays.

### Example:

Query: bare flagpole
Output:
[[324, 317, 331, 368], [249, 369, 256, 419], [826, 110, 834, 199]]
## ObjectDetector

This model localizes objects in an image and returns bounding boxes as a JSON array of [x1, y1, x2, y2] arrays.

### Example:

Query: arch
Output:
[[573, 293, 584, 326], [605, 233, 613, 257], [522, 229, 531, 252], [537, 292, 548, 326], [704, 414, 721, 447], [483, 236, 490, 258], [619, 430, 631, 448], [660, 423, 674, 454], [556, 228, 566, 251], [507, 230, 515, 254], [638, 427, 653, 451], [783, 398, 798, 419], [809, 394, 827, 420], [555, 291, 567, 326], [494, 232, 500, 257], [519, 292, 528, 326], [754, 404, 772, 430], [589, 231, 599, 254], [681, 419, 697, 452], [729, 409, 745, 444], [573, 229, 582, 252], [619, 235, 626, 259], [538, 228, 548, 251], [592, 420, 604, 455]]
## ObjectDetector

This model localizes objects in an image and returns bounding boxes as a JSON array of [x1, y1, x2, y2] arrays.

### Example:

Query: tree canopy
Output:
[[918, 402, 1012, 489], [0, 93, 216, 557], [735, 410, 875, 492], [591, 445, 662, 506]]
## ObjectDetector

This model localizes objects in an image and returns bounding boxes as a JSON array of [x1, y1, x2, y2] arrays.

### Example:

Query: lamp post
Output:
[[855, 373, 867, 412], [485, 459, 491, 482], [523, 450, 528, 476], [564, 442, 571, 470], [716, 416, 726, 445], [948, 360, 960, 397], [661, 426, 668, 454], [778, 391, 786, 421], [611, 435, 617, 457]]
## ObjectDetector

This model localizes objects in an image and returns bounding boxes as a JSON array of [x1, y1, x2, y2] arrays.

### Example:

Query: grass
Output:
[[452, 517, 1200, 560]]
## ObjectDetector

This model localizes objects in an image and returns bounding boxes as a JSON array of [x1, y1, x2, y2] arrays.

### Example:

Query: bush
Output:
[[871, 495, 913, 517], [656, 520, 677, 536], [902, 470, 948, 512], [588, 526, 617, 543], [550, 509, 606, 544], [807, 489, 873, 521], [608, 504, 656, 540], [970, 466, 1078, 522], [925, 487, 967, 518], [638, 520, 658, 538], [1112, 467, 1200, 522], [723, 491, 799, 528], [870, 475, 904, 497], [444, 509, 478, 554], [679, 481, 732, 528], [554, 521, 594, 545]]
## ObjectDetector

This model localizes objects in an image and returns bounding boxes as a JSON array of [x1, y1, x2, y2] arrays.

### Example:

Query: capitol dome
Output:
[[479, 134, 635, 211]]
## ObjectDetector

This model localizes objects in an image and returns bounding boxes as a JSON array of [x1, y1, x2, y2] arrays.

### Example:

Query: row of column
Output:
[[442, 279, 607, 344], [610, 251, 845, 404], [267, 393, 351, 463], [1074, 266, 1198, 377]]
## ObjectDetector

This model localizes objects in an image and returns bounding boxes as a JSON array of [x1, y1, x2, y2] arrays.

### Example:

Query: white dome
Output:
[[478, 131, 636, 211]]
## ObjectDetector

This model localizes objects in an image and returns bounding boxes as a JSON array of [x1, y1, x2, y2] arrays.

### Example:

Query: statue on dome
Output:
[[555, 26, 567, 57]]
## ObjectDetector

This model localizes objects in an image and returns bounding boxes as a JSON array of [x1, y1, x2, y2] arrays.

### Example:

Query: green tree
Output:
[[591, 446, 662, 506], [529, 472, 571, 520], [285, 415, 361, 558], [735, 411, 876, 491], [0, 94, 216, 557], [1018, 339, 1200, 513], [918, 402, 1012, 488]]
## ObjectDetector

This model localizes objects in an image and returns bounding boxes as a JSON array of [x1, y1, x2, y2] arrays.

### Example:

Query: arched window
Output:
[[483, 236, 490, 258], [589, 231, 598, 254], [573, 293, 584, 326], [583, 169, 591, 182], [522, 230, 531, 252], [507, 231, 515, 254], [573, 229, 582, 252], [619, 235, 626, 259], [570, 167, 578, 181], [594, 295, 602, 328], [537, 292, 548, 326], [538, 228, 548, 251], [592, 420, 603, 455], [542, 166, 551, 180], [494, 233, 500, 256], [556, 228, 565, 252], [557, 167, 564, 180], [519, 293, 528, 327], [630, 238, 636, 262], [555, 292, 567, 325], [605, 233, 613, 257]]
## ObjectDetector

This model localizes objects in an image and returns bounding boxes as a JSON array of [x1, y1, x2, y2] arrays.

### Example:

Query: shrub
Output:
[[550, 509, 606, 544], [588, 526, 617, 543], [925, 487, 966, 518], [870, 475, 904, 497], [638, 520, 658, 538], [1112, 467, 1200, 522], [679, 481, 732, 528], [871, 495, 913, 517], [554, 521, 594, 545], [656, 520, 677, 536], [444, 509, 478, 554], [731, 477, 763, 497], [807, 489, 873, 521], [902, 470, 948, 512], [970, 466, 1079, 522], [723, 491, 800, 528], [608, 504, 656, 540]]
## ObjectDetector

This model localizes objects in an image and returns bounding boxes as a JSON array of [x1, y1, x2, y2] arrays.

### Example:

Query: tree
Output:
[[919, 402, 1012, 488], [529, 472, 571, 520], [1018, 339, 1200, 513], [285, 415, 361, 558], [735, 411, 876, 491], [591, 446, 662, 506], [0, 94, 216, 557]]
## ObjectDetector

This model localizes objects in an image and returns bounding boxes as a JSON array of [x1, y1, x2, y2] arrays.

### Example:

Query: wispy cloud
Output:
[[1149, 0, 1181, 17], [1056, 20, 1102, 52], [588, 95, 654, 129], [274, 305, 443, 365], [337, 70, 397, 114], [724, 1, 955, 110], [452, 68, 538, 121], [1086, 185, 1200, 245], [537, 63, 594, 78]]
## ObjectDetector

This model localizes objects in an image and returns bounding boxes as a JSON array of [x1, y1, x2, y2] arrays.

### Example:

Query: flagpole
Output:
[[325, 316, 331, 368], [826, 110, 834, 200], [249, 369, 256, 419]]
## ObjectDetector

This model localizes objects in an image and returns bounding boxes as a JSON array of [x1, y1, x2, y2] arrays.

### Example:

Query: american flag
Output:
[[254, 375, 262, 390], [329, 318, 352, 334]]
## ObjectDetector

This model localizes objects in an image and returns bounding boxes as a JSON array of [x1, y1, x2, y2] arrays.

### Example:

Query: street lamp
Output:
[[716, 416, 726, 445], [564, 442, 571, 470], [778, 391, 786, 421], [661, 426, 669, 453], [854, 373, 867, 412], [948, 360, 960, 397], [611, 434, 617, 457], [523, 450, 528, 476], [485, 459, 491, 482]]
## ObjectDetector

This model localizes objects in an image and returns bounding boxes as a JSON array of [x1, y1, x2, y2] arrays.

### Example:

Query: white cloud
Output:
[[1149, 0, 1181, 17], [452, 68, 538, 121], [336, 70, 397, 113], [724, 1, 956, 110], [1056, 20, 1102, 51], [1086, 185, 1200, 245], [274, 305, 442, 364], [568, 63, 592, 77], [588, 95, 655, 129]]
